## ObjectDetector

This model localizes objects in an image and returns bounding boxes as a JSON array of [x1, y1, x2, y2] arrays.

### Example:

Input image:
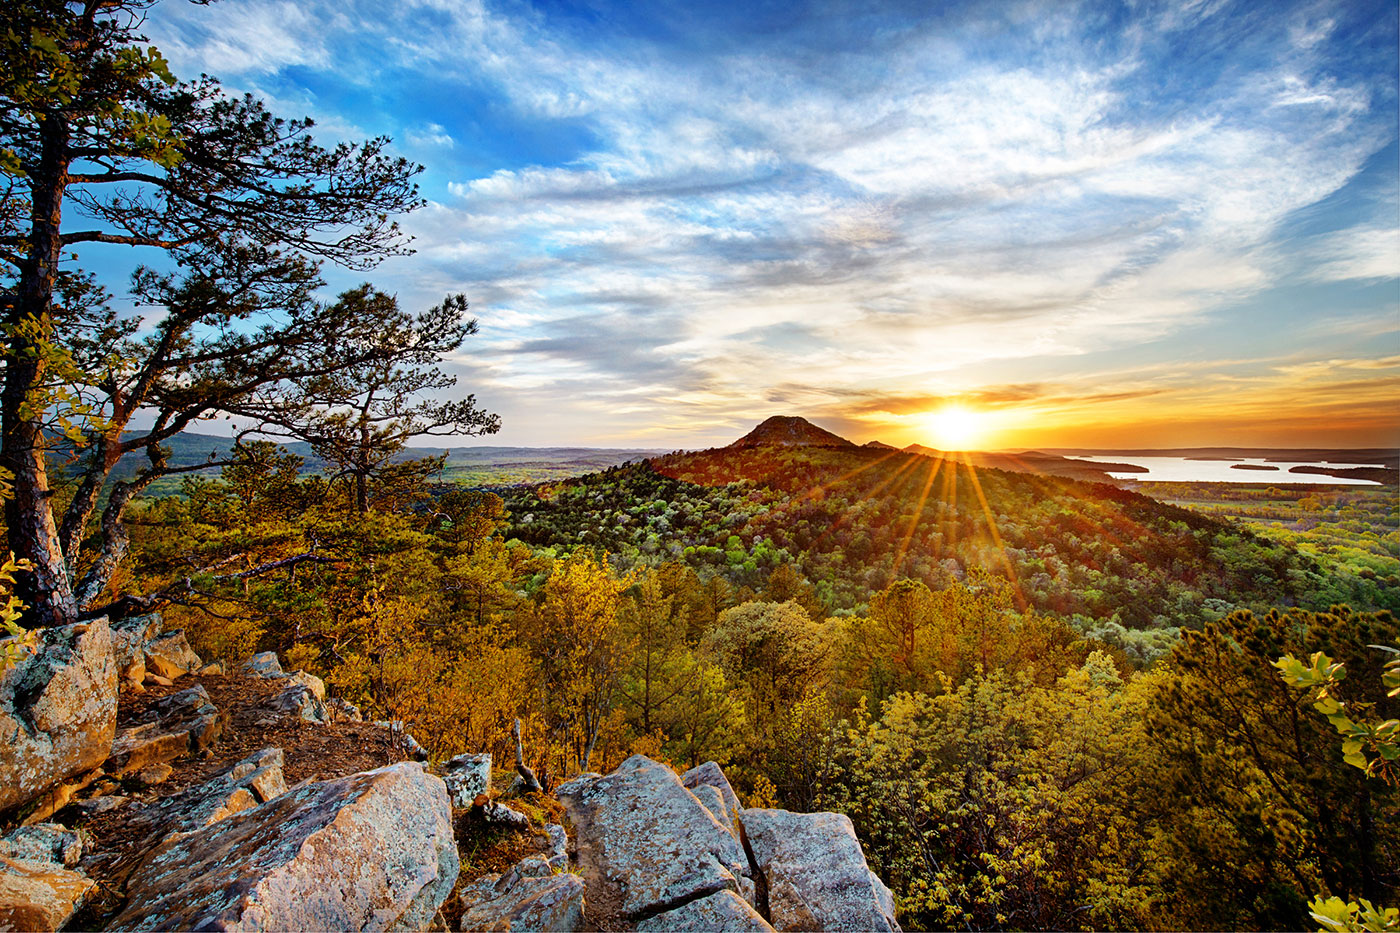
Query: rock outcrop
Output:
[[458, 856, 586, 933], [111, 761, 457, 932], [0, 822, 94, 930], [105, 683, 224, 776], [0, 853, 97, 932], [557, 755, 754, 922], [0, 618, 117, 814], [741, 808, 900, 932], [635, 889, 772, 932], [142, 630, 202, 680], [111, 613, 162, 688]]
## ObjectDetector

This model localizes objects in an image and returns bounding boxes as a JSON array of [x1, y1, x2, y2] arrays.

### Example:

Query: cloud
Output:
[[137, 0, 1399, 447]]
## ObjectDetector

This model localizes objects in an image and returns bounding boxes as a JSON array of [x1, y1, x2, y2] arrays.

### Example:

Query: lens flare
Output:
[[926, 405, 981, 450]]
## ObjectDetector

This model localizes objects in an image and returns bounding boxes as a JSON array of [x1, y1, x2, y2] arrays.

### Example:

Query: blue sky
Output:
[[133, 0, 1399, 448]]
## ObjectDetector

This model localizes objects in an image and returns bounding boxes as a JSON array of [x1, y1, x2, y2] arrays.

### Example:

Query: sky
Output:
[[129, 0, 1399, 450]]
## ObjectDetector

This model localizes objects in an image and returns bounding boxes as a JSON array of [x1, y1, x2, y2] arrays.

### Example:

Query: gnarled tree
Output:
[[1, 0, 425, 625]]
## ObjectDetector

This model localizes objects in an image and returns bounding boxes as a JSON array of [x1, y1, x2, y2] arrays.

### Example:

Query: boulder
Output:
[[557, 754, 751, 921], [482, 801, 530, 830], [105, 684, 223, 775], [458, 869, 585, 933], [128, 747, 288, 843], [241, 651, 283, 677], [264, 682, 329, 723], [143, 630, 201, 679], [443, 753, 492, 808], [135, 762, 174, 787], [0, 854, 96, 932], [681, 761, 743, 820], [636, 890, 775, 932], [739, 809, 900, 932], [0, 824, 83, 868], [111, 613, 162, 687], [286, 669, 326, 700], [110, 762, 457, 932], [0, 618, 117, 814]]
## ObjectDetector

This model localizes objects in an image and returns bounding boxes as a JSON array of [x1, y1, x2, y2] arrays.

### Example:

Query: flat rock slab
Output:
[[740, 809, 900, 932], [635, 889, 775, 932], [0, 618, 117, 814], [0, 823, 83, 868], [0, 854, 96, 932], [459, 869, 586, 932], [106, 684, 224, 776], [110, 761, 457, 932], [131, 747, 288, 844], [557, 754, 750, 921]]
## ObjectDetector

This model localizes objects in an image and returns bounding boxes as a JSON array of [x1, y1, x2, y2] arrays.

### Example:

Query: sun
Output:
[[924, 405, 982, 450]]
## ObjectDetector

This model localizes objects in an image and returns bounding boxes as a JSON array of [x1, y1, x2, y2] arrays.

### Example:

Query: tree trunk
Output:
[[2, 112, 76, 627], [512, 718, 543, 793]]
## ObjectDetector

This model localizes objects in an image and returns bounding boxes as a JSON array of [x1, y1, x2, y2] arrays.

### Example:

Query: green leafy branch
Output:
[[1274, 646, 1400, 783]]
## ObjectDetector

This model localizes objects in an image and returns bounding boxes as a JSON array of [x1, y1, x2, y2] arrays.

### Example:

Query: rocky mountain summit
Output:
[[2, 614, 898, 931], [728, 416, 856, 449]]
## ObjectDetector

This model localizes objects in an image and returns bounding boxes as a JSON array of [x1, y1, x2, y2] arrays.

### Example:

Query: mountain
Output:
[[729, 416, 855, 449], [864, 440, 897, 450]]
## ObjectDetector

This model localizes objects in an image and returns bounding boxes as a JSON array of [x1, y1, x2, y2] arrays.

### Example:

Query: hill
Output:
[[500, 443, 1397, 629], [728, 415, 855, 449]]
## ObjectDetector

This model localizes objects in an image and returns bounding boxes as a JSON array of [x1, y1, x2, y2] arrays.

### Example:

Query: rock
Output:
[[127, 748, 288, 843], [483, 801, 530, 829], [110, 762, 457, 932], [75, 795, 128, 815], [106, 684, 223, 775], [264, 683, 329, 723], [689, 783, 736, 836], [443, 753, 492, 808], [142, 672, 173, 687], [0, 618, 117, 815], [739, 809, 900, 932], [0, 824, 83, 868], [681, 761, 743, 821], [21, 769, 103, 826], [241, 651, 284, 677], [287, 669, 325, 698], [459, 871, 585, 933], [111, 613, 162, 688], [557, 755, 751, 921], [143, 629, 201, 679], [199, 662, 224, 676], [538, 823, 568, 871], [0, 854, 96, 932], [636, 889, 775, 932], [328, 697, 363, 722], [136, 762, 174, 786]]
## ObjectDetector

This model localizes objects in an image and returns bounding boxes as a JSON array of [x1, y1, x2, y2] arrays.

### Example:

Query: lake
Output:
[[1080, 456, 1390, 486]]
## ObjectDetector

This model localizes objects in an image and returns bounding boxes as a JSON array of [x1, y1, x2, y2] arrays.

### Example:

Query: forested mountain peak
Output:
[[729, 416, 855, 449]]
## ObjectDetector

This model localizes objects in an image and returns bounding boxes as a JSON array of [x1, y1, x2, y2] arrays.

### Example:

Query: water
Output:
[[1080, 456, 1390, 486]]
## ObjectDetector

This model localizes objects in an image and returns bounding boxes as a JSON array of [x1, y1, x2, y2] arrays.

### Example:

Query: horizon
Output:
[[99, 0, 1400, 449]]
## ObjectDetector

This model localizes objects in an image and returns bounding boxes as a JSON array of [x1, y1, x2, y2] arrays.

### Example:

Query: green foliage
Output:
[[1310, 895, 1400, 932], [1275, 647, 1400, 782]]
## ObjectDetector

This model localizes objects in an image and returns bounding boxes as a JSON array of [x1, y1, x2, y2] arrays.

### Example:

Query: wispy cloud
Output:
[[140, 0, 1400, 447]]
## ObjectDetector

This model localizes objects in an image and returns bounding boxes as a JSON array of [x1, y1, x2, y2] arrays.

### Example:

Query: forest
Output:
[[1, 3, 1397, 931]]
